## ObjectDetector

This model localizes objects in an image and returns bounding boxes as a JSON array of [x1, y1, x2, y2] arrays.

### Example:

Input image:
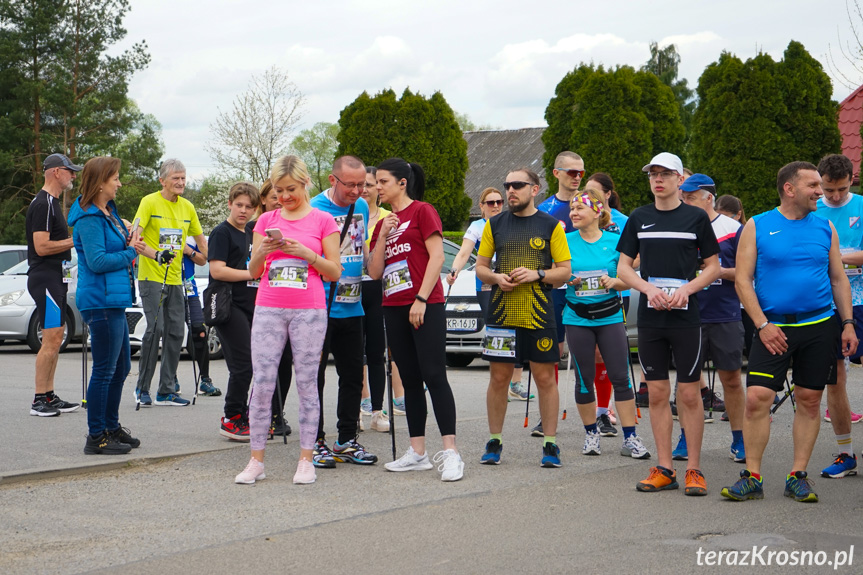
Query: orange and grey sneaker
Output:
[[685, 468, 708, 496], [636, 466, 679, 492]]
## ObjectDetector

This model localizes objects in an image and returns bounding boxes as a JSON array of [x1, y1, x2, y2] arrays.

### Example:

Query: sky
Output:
[[118, 0, 862, 182]]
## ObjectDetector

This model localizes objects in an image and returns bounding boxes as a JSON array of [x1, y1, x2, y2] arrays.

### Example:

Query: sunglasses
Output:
[[503, 181, 531, 190], [483, 199, 504, 206], [555, 168, 585, 178]]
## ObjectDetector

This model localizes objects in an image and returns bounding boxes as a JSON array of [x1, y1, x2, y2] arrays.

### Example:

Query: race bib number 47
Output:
[[482, 327, 517, 358]]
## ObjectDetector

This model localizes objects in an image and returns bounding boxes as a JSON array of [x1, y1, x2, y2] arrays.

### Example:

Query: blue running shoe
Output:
[[730, 437, 746, 463], [154, 393, 189, 406], [541, 442, 561, 468], [672, 432, 688, 461], [481, 439, 502, 465], [198, 377, 221, 396], [721, 469, 763, 501], [821, 453, 857, 478], [784, 471, 818, 502], [135, 389, 152, 407]]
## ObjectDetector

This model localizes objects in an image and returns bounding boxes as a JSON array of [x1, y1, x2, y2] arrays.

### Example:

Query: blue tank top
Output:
[[752, 208, 833, 323]]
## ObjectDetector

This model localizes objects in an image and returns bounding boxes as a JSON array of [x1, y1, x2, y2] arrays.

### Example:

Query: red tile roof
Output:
[[839, 84, 863, 184]]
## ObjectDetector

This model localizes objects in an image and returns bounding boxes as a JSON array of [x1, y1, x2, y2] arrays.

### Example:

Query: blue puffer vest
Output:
[[69, 197, 137, 311]]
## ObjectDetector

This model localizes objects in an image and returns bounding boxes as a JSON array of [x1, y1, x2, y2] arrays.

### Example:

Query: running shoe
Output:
[[596, 414, 618, 437], [635, 384, 650, 408], [824, 409, 863, 423], [730, 437, 746, 463], [332, 439, 378, 464], [312, 438, 337, 468], [360, 397, 373, 416], [135, 389, 152, 407], [154, 393, 189, 406], [720, 469, 763, 501], [392, 396, 406, 415], [109, 425, 140, 448], [620, 435, 651, 459], [821, 453, 858, 478], [784, 471, 818, 502], [293, 458, 316, 484], [270, 412, 292, 437], [636, 466, 678, 492], [721, 411, 729, 422], [235, 458, 265, 485], [481, 439, 502, 464], [198, 377, 221, 396], [701, 388, 726, 411], [84, 432, 132, 455], [541, 442, 562, 468], [49, 395, 80, 413], [508, 381, 534, 401], [704, 411, 715, 424], [672, 432, 688, 460], [530, 421, 544, 437], [220, 415, 250, 442], [684, 468, 708, 496], [370, 411, 390, 432], [434, 449, 464, 481], [670, 401, 679, 420], [30, 398, 60, 417], [384, 446, 433, 472], [582, 430, 601, 456]]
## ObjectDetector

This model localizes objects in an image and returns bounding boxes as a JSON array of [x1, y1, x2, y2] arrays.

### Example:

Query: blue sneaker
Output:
[[154, 393, 190, 406], [821, 453, 858, 478], [173, 376, 181, 395], [135, 389, 152, 407], [721, 469, 764, 501], [785, 471, 818, 502], [730, 437, 746, 463], [481, 439, 502, 465], [541, 442, 561, 468], [197, 377, 221, 396], [672, 432, 688, 460]]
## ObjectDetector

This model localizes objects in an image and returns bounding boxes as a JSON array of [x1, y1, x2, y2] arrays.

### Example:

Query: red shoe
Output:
[[220, 414, 250, 441]]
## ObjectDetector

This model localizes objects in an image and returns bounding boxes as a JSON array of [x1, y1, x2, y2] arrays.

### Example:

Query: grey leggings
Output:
[[564, 322, 634, 404], [250, 306, 327, 450]]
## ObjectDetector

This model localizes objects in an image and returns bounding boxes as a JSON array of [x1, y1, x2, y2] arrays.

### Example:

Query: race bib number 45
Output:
[[383, 260, 412, 297], [574, 269, 609, 297], [268, 259, 308, 289], [482, 327, 517, 358], [647, 277, 688, 310]]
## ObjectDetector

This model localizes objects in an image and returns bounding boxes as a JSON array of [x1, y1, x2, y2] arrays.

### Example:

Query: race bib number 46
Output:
[[383, 260, 412, 297], [647, 277, 688, 310], [575, 269, 609, 297], [159, 227, 183, 250], [268, 259, 308, 289], [482, 327, 517, 358]]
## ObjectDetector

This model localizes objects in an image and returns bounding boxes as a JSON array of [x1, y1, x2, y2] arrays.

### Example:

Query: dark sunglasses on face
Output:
[[483, 199, 504, 206], [503, 181, 531, 190], [555, 168, 585, 178]]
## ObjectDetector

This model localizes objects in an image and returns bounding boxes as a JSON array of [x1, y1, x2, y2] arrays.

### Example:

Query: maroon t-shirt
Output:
[[370, 200, 445, 306]]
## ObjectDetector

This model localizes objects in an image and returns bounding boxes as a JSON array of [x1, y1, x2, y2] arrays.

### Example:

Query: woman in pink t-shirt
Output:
[[368, 158, 463, 482], [234, 155, 341, 486]]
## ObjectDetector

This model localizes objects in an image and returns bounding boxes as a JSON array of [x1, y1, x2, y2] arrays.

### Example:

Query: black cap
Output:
[[43, 153, 83, 172]]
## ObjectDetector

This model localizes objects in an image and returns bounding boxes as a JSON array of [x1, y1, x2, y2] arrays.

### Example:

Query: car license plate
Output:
[[447, 318, 477, 331]]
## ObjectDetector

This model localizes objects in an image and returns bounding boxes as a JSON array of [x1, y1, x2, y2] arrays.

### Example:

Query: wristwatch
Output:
[[537, 269, 546, 282]]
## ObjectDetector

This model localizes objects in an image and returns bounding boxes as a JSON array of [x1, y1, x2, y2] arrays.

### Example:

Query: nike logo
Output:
[[770, 230, 781, 235], [641, 223, 655, 229]]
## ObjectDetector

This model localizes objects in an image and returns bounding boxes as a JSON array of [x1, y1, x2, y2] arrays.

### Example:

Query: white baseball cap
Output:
[[642, 152, 683, 175]]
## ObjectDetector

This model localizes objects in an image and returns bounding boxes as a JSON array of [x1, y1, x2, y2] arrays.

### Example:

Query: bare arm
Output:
[[367, 212, 399, 280], [617, 253, 670, 309], [446, 237, 477, 285], [828, 222, 859, 357], [476, 254, 517, 292], [407, 232, 445, 328], [667, 254, 720, 309], [33, 231, 73, 257], [209, 260, 253, 282], [193, 234, 208, 260]]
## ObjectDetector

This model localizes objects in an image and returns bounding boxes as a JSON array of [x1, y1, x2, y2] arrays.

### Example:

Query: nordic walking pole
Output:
[[562, 349, 571, 420], [182, 287, 199, 405], [383, 306, 396, 460], [135, 250, 175, 411], [81, 322, 88, 409]]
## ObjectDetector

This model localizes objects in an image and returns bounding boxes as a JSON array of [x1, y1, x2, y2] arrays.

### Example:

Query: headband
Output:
[[576, 193, 603, 214]]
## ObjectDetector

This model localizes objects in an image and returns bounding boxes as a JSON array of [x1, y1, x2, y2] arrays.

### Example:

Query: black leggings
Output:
[[361, 279, 386, 411], [190, 324, 210, 379], [383, 303, 456, 437], [565, 323, 634, 404]]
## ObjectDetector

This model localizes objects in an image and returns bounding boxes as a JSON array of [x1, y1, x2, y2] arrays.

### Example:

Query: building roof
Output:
[[463, 128, 547, 218], [839, 84, 863, 185]]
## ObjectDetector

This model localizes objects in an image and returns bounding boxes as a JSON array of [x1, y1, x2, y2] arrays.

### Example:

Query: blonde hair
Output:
[[270, 155, 311, 203], [478, 187, 502, 205], [572, 188, 611, 229]]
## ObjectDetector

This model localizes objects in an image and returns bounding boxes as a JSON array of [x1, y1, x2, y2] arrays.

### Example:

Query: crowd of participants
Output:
[[22, 148, 863, 497]]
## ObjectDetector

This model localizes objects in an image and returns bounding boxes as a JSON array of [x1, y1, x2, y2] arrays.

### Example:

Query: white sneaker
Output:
[[582, 430, 601, 456], [370, 411, 390, 432], [384, 446, 433, 472], [620, 435, 651, 459], [235, 457, 265, 484], [433, 449, 464, 482], [293, 457, 316, 484]]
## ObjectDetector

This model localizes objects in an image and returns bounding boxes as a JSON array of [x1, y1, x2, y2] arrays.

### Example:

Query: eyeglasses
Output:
[[333, 173, 365, 190], [555, 168, 585, 178], [483, 199, 504, 206], [503, 181, 531, 190], [647, 170, 678, 180]]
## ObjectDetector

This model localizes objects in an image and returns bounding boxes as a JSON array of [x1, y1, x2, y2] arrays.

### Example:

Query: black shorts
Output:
[[701, 321, 744, 371], [834, 307, 863, 361], [482, 325, 559, 365], [637, 326, 702, 383], [747, 318, 838, 392], [27, 270, 67, 330]]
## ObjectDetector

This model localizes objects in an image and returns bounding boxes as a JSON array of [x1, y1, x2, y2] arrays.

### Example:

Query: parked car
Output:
[[0, 250, 83, 352], [443, 265, 484, 367], [0, 245, 28, 274]]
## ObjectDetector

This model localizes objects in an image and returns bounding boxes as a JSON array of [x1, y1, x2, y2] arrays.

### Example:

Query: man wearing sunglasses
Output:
[[616, 152, 720, 497]]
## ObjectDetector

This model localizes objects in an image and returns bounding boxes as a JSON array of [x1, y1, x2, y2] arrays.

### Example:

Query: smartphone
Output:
[[265, 228, 283, 241], [129, 218, 140, 245]]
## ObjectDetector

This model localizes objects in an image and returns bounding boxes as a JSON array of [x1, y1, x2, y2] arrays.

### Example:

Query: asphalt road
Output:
[[2, 341, 863, 574]]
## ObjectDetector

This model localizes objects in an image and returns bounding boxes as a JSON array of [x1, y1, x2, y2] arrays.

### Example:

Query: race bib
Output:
[[696, 269, 722, 286], [61, 260, 73, 284], [482, 327, 517, 358], [574, 269, 609, 297], [383, 260, 412, 297], [480, 282, 492, 292], [647, 277, 688, 310], [841, 247, 861, 277], [268, 259, 308, 289], [183, 278, 195, 296], [335, 276, 362, 303], [159, 227, 183, 250]]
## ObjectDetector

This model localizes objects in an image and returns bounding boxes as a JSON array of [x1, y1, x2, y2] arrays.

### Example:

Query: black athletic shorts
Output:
[[27, 269, 67, 330], [747, 318, 838, 392], [637, 326, 702, 383], [700, 321, 744, 371], [482, 325, 559, 365]]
